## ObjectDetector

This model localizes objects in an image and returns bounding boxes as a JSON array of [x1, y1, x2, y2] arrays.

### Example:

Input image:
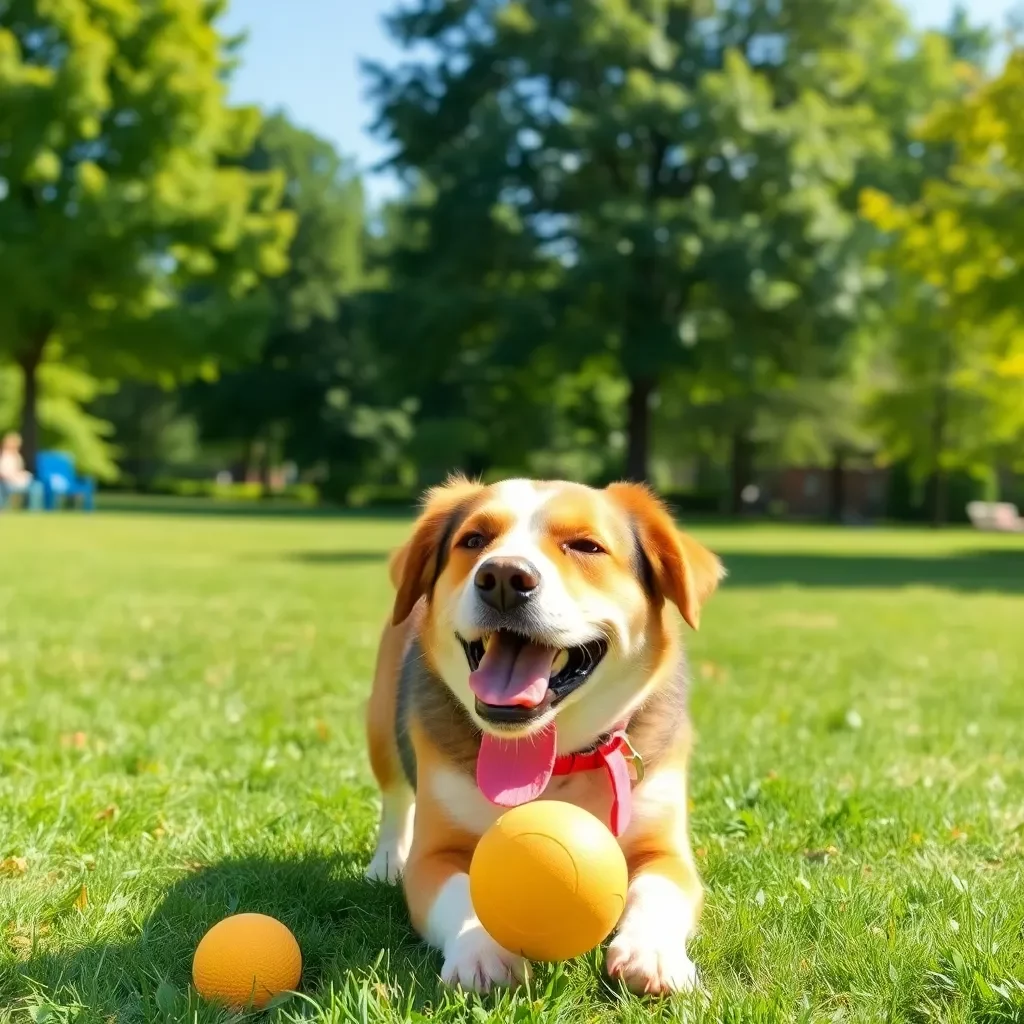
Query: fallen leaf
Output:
[[204, 662, 233, 686], [60, 731, 88, 749], [315, 719, 330, 741], [695, 847, 708, 860], [0, 857, 27, 877], [74, 885, 88, 911], [804, 846, 840, 862], [94, 805, 118, 822]]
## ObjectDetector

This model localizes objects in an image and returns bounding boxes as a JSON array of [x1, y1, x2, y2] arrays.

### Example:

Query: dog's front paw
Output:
[[365, 844, 405, 883], [606, 928, 699, 995], [441, 926, 529, 993]]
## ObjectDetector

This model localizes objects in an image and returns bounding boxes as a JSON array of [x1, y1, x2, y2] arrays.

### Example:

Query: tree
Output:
[[367, 0, 951, 481], [91, 380, 201, 488], [861, 45, 1024, 523], [0, 356, 117, 480], [186, 114, 416, 497], [0, 0, 294, 469]]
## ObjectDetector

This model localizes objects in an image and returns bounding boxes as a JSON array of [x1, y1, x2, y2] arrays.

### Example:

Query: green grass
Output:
[[1, 507, 1023, 1023]]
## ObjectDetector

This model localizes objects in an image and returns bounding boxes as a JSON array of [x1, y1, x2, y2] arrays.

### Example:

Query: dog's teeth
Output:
[[552, 650, 569, 675]]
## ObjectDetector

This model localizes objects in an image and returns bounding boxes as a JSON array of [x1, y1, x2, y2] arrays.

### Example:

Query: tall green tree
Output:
[[661, 6, 985, 512], [861, 44, 1024, 523], [0, 356, 117, 479], [186, 114, 409, 497], [0, 0, 294, 468], [368, 0, 944, 481]]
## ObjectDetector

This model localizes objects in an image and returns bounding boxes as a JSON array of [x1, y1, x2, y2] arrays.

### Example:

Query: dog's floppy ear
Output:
[[392, 475, 484, 625], [607, 482, 724, 629], [388, 543, 409, 589]]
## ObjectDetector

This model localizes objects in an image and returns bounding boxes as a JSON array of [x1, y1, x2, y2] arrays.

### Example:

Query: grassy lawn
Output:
[[1, 506, 1023, 1023]]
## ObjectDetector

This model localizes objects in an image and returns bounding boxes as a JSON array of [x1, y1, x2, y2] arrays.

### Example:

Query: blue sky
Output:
[[221, 0, 1017, 204]]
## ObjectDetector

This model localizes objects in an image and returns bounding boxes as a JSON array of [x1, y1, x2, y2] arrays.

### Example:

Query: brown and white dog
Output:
[[364, 476, 723, 994]]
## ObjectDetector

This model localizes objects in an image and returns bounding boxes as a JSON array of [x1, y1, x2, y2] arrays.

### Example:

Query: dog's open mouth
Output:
[[458, 630, 608, 727]]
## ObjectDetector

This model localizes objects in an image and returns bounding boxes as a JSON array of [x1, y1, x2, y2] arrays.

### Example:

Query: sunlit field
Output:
[[1, 507, 1022, 1023]]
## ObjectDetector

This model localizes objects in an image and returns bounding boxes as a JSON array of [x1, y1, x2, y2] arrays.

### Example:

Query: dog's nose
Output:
[[474, 557, 540, 612]]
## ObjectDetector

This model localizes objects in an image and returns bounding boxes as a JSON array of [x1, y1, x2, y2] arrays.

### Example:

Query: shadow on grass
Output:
[[719, 548, 1024, 594], [8, 854, 434, 1019]]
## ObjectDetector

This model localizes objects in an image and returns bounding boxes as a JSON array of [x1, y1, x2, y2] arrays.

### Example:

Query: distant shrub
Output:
[[121, 477, 320, 504], [661, 489, 723, 515]]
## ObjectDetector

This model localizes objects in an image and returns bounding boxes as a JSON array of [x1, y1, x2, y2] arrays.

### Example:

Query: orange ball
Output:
[[469, 801, 628, 962], [192, 913, 302, 1009]]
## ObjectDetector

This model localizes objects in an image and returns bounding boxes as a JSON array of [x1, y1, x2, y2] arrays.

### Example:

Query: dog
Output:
[[364, 476, 723, 993]]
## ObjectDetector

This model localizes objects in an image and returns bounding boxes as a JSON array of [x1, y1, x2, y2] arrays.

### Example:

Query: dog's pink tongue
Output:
[[470, 634, 558, 806], [468, 636, 556, 708], [477, 726, 557, 807]]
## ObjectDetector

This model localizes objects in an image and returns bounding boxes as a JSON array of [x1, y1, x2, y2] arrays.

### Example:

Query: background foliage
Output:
[[1, 0, 1022, 524]]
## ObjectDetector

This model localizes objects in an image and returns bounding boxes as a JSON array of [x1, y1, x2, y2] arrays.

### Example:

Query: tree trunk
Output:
[[259, 439, 273, 499], [930, 468, 948, 529], [828, 448, 846, 523], [243, 438, 260, 483], [928, 376, 950, 529], [729, 430, 754, 516], [625, 375, 655, 482], [17, 341, 46, 474]]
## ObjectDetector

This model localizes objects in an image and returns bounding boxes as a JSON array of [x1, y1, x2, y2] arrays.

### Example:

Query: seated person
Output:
[[0, 432, 34, 503]]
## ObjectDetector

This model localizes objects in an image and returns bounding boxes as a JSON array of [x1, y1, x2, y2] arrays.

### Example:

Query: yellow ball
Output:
[[192, 913, 302, 1009], [469, 801, 628, 962]]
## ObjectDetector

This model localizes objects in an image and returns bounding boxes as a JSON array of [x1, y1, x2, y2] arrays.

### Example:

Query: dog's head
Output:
[[390, 476, 723, 751]]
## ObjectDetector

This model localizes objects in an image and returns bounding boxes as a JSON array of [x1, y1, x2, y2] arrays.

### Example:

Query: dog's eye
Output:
[[566, 539, 606, 555], [458, 532, 487, 550]]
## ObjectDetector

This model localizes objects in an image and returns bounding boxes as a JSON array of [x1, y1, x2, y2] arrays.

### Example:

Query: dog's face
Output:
[[391, 477, 722, 747]]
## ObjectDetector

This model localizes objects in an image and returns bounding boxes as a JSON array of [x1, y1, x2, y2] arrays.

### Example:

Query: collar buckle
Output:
[[619, 733, 645, 783]]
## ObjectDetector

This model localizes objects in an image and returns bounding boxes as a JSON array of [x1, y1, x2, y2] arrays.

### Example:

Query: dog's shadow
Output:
[[9, 854, 439, 1018]]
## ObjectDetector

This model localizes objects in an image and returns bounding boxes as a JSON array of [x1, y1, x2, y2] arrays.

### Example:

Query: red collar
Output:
[[552, 729, 642, 837]]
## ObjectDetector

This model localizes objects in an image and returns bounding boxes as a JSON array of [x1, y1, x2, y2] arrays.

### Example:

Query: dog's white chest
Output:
[[430, 767, 616, 837]]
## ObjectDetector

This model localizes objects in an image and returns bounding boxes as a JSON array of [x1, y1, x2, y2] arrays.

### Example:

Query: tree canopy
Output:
[[367, 0, 964, 481], [862, 44, 1024, 520], [1, 0, 1019, 519], [0, 0, 294, 466]]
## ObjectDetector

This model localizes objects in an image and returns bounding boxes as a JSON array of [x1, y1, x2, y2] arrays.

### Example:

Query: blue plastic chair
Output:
[[36, 451, 95, 511]]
